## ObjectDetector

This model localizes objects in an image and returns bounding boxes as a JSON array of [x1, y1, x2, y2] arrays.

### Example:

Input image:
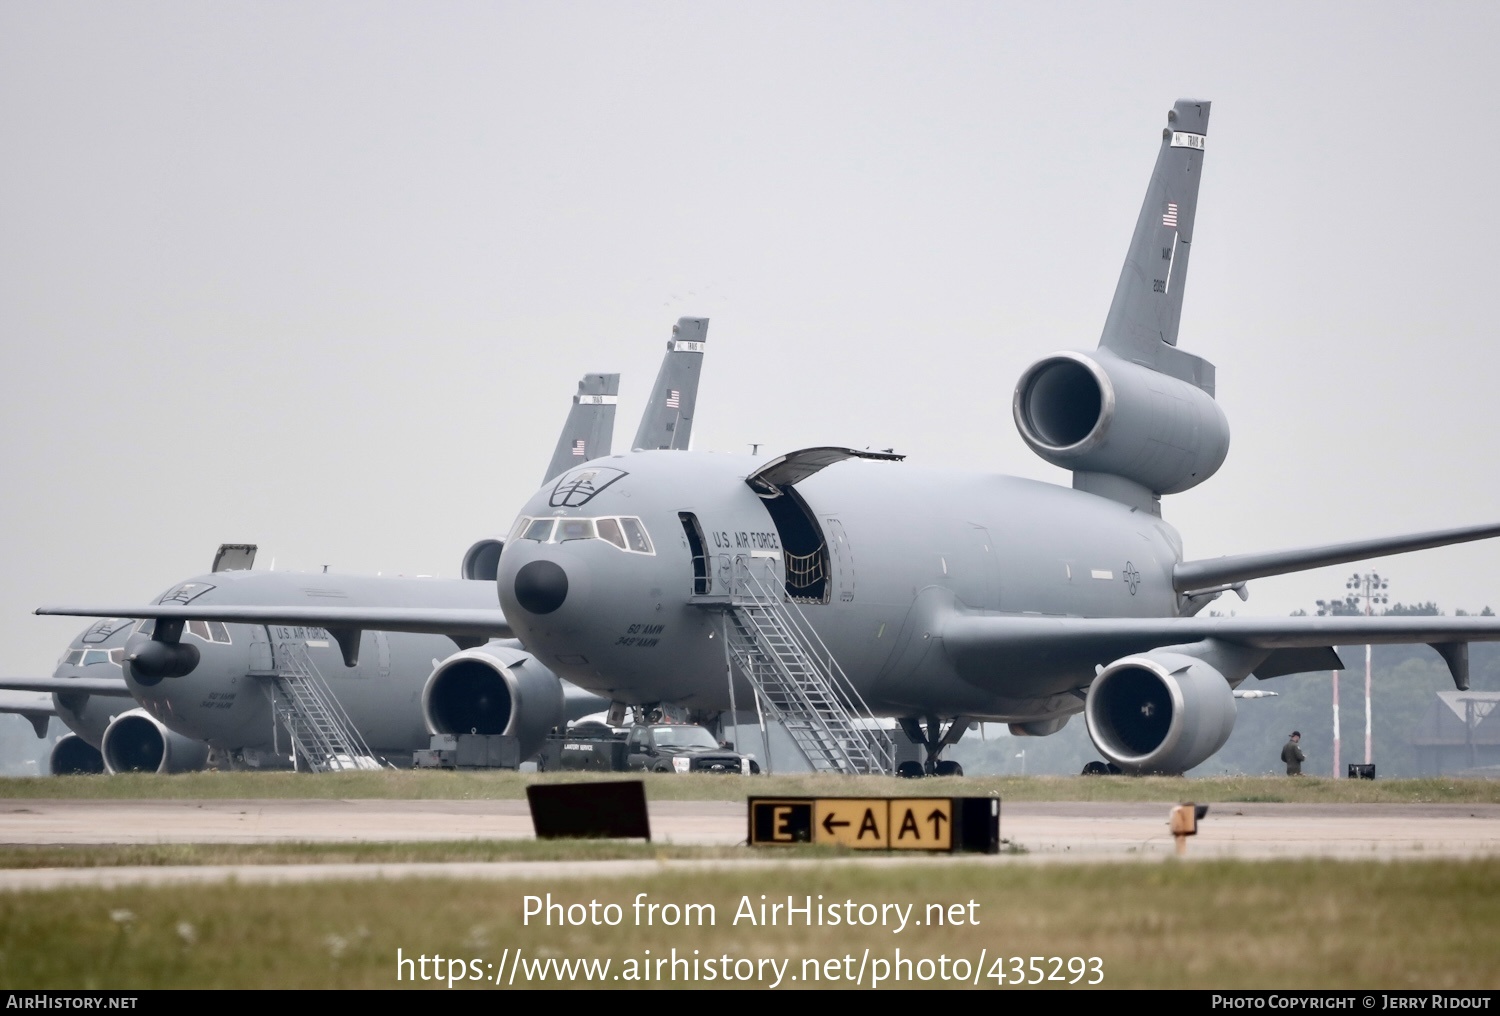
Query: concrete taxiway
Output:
[[0, 798, 1497, 890]]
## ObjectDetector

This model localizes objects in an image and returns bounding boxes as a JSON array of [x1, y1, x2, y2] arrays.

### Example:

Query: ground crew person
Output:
[[1280, 731, 1305, 776]]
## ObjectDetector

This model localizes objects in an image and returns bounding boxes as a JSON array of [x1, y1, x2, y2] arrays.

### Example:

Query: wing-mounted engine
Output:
[[461, 539, 505, 582], [1082, 651, 1236, 774], [50, 733, 105, 775], [100, 708, 211, 774], [1013, 350, 1229, 508], [421, 643, 565, 760]]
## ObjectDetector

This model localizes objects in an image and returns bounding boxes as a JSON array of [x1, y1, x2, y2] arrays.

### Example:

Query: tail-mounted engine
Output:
[[1013, 350, 1229, 497], [100, 708, 211, 774], [461, 539, 504, 582], [421, 643, 564, 761], [1083, 651, 1237, 774]]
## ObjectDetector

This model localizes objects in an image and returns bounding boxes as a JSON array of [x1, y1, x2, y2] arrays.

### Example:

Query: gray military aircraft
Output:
[[44, 104, 1500, 777], [486, 99, 1500, 775], [1, 620, 148, 773], [20, 321, 710, 771]]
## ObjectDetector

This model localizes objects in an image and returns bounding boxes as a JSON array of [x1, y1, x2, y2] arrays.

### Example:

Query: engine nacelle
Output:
[[122, 633, 200, 685], [461, 539, 505, 581], [1083, 652, 1237, 774], [50, 733, 105, 775], [100, 708, 212, 774], [1013, 350, 1229, 495], [422, 643, 564, 760]]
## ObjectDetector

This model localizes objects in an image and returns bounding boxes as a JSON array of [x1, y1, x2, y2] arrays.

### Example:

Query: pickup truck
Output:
[[538, 722, 760, 774]]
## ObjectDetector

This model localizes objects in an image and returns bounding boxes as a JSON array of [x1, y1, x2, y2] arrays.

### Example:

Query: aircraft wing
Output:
[[34, 605, 513, 640], [0, 676, 133, 696], [0, 690, 61, 738], [943, 613, 1500, 690]]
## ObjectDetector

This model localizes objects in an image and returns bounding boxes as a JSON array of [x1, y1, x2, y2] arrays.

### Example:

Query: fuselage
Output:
[[497, 451, 1186, 723], [50, 620, 136, 746], [123, 570, 501, 761]]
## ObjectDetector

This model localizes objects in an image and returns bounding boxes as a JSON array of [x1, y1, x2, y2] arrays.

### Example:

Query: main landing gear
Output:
[[896, 716, 971, 778], [1081, 760, 1123, 776]]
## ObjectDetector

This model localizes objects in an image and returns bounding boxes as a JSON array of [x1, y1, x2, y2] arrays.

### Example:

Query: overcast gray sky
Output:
[[4, 1, 1500, 686]]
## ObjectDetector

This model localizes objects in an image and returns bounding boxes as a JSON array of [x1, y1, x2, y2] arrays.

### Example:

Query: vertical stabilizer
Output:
[[1098, 99, 1215, 395], [543, 373, 620, 483], [632, 317, 707, 451]]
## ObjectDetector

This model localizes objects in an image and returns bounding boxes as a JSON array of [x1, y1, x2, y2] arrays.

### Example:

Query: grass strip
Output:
[[1, 858, 1496, 988]]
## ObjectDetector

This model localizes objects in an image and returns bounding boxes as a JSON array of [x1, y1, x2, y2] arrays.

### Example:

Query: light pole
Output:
[[1347, 571, 1389, 766], [1315, 591, 1360, 778]]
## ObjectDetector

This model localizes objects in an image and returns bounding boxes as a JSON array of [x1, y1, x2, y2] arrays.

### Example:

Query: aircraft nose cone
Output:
[[513, 560, 569, 615]]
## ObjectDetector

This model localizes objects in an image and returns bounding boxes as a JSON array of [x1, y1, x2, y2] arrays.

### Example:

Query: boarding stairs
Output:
[[271, 640, 380, 772], [715, 558, 893, 775]]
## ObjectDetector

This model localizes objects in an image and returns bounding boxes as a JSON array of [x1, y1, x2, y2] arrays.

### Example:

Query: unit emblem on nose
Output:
[[550, 467, 629, 508]]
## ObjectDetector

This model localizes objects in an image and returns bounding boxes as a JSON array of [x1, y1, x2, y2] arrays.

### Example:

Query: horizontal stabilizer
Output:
[[945, 613, 1500, 689], [0, 676, 133, 696], [36, 605, 512, 641], [1174, 520, 1500, 593]]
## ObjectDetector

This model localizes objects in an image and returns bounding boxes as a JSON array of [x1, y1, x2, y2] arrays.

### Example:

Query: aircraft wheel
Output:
[[896, 761, 925, 779], [934, 760, 963, 777], [1106, 762, 1123, 775], [1082, 761, 1110, 776]]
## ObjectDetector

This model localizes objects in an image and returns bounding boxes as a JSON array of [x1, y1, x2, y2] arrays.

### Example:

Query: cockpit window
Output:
[[62, 649, 84, 666], [522, 518, 556, 542], [620, 518, 653, 554], [507, 515, 654, 555], [135, 619, 156, 636], [185, 620, 233, 644], [596, 517, 627, 550], [557, 518, 595, 542]]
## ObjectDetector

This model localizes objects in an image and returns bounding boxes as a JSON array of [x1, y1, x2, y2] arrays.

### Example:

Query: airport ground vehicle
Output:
[[538, 721, 759, 774]]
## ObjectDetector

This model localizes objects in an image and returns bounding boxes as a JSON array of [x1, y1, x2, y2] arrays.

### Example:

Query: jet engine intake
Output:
[[1013, 350, 1229, 495], [1083, 652, 1236, 774], [100, 708, 211, 774], [421, 643, 564, 760], [49, 733, 105, 775], [461, 539, 505, 582]]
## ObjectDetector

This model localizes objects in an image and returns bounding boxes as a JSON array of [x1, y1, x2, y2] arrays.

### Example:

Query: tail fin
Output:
[[542, 372, 620, 483], [1098, 99, 1215, 395], [632, 317, 707, 451]]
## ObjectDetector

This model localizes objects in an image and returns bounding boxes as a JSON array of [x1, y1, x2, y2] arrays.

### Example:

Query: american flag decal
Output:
[[572, 439, 586, 457], [666, 389, 680, 409], [1162, 202, 1179, 228]]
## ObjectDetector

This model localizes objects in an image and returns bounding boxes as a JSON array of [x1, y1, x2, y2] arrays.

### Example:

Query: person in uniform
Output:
[[1280, 730, 1306, 776]]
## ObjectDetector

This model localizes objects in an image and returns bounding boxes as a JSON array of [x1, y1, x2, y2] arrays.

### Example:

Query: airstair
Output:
[[711, 558, 893, 775], [270, 640, 380, 772]]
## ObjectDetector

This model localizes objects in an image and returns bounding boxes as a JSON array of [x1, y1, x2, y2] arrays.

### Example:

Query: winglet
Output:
[[542, 372, 620, 483], [1098, 98, 1216, 394], [633, 317, 708, 451]]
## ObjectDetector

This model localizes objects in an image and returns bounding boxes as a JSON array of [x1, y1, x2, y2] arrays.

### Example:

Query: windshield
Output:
[[508, 515, 654, 554], [653, 726, 720, 750]]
